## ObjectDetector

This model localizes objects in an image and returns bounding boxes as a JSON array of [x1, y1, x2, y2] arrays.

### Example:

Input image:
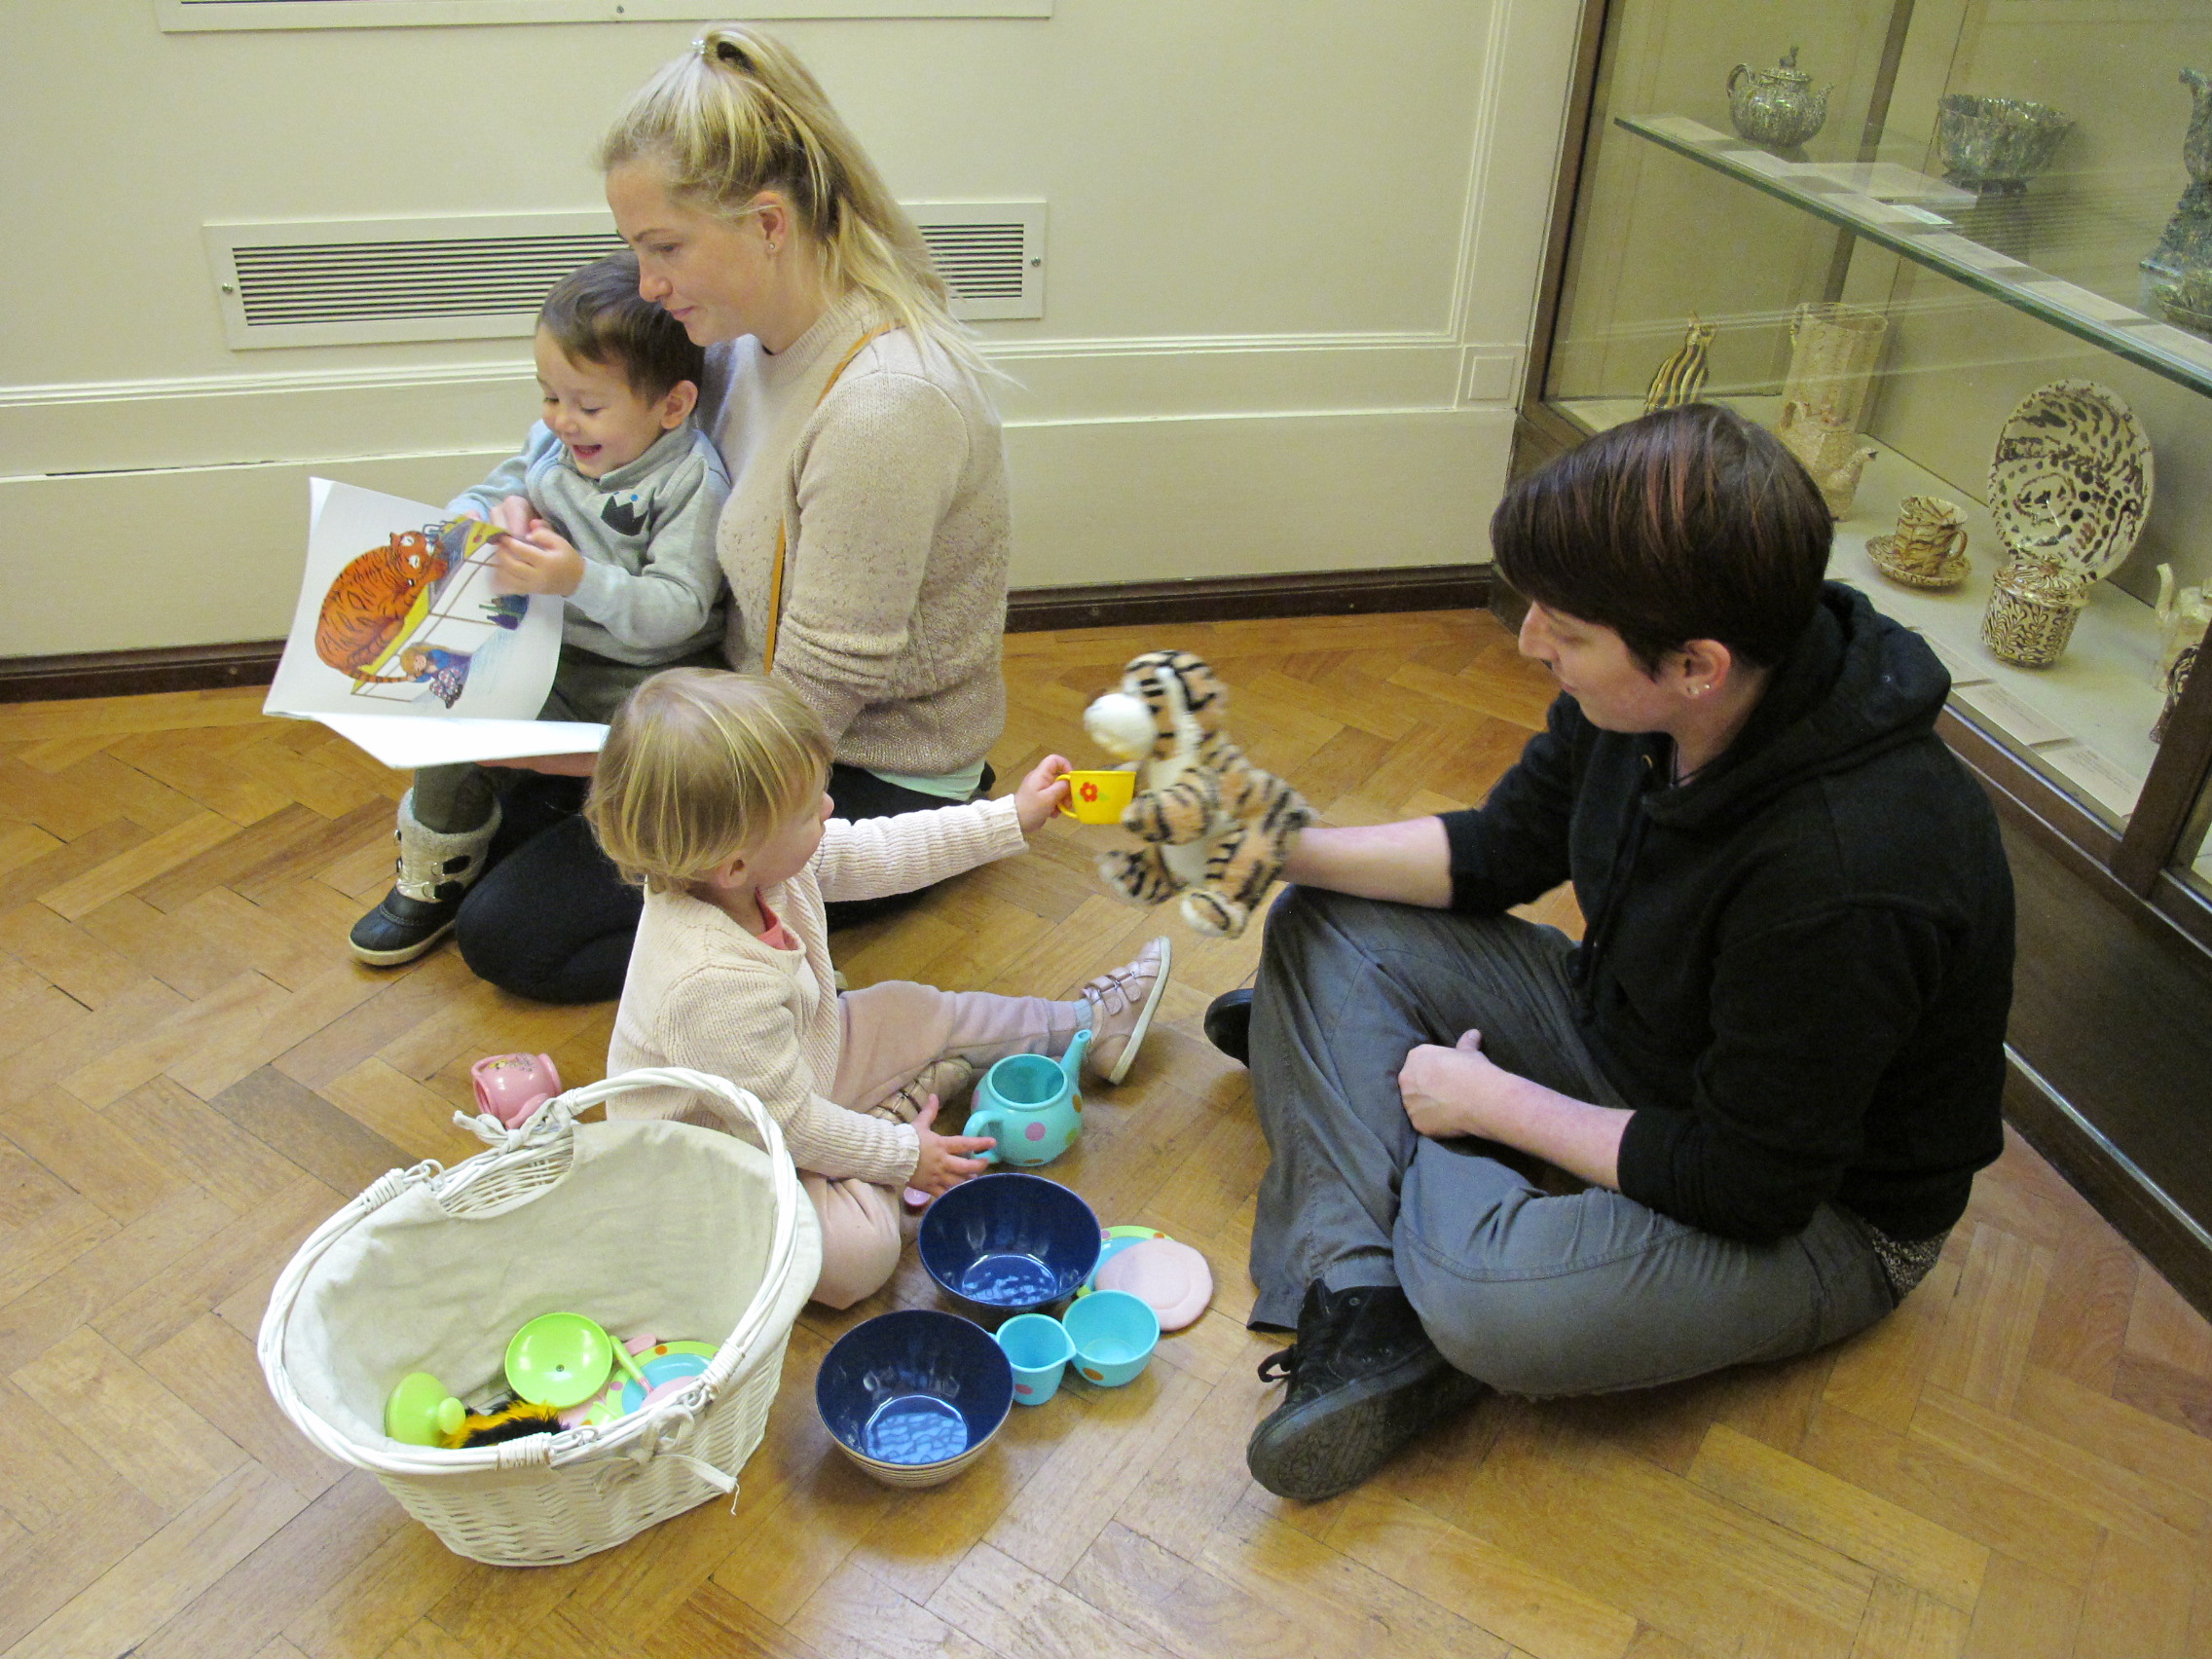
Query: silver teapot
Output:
[[1727, 48, 1829, 151]]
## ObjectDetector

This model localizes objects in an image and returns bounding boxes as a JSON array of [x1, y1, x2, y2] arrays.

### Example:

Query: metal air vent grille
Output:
[[205, 202, 1045, 349]]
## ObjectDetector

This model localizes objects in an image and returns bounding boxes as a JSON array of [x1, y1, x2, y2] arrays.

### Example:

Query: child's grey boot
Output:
[[348, 791, 501, 967]]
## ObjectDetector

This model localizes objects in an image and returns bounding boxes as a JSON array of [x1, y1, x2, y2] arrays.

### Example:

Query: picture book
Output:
[[265, 479, 608, 769]]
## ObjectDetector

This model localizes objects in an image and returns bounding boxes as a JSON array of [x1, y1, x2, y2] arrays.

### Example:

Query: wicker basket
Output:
[[259, 1069, 821, 1567]]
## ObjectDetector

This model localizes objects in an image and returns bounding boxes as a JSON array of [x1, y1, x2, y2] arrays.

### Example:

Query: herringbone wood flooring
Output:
[[1, 609, 2207, 1659]]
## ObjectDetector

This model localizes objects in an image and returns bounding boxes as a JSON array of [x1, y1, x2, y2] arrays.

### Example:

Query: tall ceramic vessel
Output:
[[2143, 69, 2212, 334], [1781, 303, 1889, 431]]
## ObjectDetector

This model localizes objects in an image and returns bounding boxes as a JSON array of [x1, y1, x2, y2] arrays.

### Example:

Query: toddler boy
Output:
[[350, 250, 729, 965]]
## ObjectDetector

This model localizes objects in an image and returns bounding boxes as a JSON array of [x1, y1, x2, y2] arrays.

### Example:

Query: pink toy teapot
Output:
[[470, 1052, 563, 1128]]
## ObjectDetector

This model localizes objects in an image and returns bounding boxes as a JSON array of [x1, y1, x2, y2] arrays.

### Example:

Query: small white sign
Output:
[[1952, 682, 2072, 749]]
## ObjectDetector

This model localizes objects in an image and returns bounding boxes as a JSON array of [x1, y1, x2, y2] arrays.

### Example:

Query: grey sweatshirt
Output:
[[447, 422, 730, 666]]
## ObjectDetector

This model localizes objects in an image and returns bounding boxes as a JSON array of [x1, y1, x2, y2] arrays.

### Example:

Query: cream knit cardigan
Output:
[[700, 291, 1010, 776], [605, 796, 1026, 1184]]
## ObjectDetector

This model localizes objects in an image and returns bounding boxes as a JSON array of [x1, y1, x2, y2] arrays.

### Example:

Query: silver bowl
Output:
[[1937, 94, 2073, 189]]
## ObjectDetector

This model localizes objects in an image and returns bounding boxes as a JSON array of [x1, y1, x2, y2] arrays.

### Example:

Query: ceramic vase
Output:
[[1781, 303, 1889, 431], [2143, 69, 2212, 334]]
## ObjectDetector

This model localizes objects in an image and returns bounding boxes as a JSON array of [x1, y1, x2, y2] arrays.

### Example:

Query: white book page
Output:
[[313, 716, 608, 771]]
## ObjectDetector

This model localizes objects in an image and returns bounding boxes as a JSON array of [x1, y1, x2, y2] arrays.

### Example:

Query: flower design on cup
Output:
[[1081, 782, 1099, 803]]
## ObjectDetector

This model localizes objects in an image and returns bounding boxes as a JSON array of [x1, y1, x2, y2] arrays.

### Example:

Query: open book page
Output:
[[266, 480, 604, 768]]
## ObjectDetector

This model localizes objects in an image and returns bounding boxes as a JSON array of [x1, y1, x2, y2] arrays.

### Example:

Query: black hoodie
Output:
[[1440, 584, 2011, 1244]]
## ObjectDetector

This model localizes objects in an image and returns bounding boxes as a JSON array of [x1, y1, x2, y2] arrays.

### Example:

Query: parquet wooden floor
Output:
[[2, 608, 2208, 1659]]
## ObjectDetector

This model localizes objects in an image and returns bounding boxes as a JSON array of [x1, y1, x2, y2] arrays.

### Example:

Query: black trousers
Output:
[[454, 762, 991, 1004]]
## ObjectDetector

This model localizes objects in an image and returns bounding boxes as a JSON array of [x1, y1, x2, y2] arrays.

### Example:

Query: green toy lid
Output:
[[505, 1312, 618, 1409], [386, 1372, 465, 1446]]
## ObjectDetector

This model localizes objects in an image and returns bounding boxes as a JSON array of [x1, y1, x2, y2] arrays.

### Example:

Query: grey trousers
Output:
[[1246, 886, 1898, 1397], [413, 647, 716, 833]]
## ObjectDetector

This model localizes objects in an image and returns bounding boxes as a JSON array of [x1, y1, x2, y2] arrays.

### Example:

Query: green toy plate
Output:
[[505, 1312, 618, 1409]]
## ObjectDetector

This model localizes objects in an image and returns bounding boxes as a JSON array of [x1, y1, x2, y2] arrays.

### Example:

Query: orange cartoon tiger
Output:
[[314, 530, 450, 683]]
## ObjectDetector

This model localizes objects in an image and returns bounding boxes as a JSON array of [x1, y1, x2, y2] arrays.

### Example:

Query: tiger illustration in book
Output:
[[313, 530, 452, 684]]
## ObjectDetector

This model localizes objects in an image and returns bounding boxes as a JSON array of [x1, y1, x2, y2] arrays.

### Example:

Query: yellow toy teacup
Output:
[[1057, 769, 1136, 824]]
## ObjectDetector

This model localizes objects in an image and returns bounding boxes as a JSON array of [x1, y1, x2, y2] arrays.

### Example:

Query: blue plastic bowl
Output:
[[815, 1309, 1014, 1487], [918, 1172, 1102, 1312]]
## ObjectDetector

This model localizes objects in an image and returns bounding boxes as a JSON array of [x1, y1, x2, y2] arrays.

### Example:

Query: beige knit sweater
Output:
[[605, 795, 1027, 1184], [699, 291, 1011, 775]]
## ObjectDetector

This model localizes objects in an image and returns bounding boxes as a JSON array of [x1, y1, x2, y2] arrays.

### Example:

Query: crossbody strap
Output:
[[762, 324, 901, 673]]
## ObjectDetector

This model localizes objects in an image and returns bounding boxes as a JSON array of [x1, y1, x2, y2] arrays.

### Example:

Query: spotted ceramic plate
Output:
[[1987, 380, 2153, 582]]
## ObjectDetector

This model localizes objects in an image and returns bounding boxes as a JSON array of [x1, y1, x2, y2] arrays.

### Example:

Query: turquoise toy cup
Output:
[[967, 1028, 1091, 1168], [996, 1313, 1076, 1406], [1061, 1289, 1160, 1387]]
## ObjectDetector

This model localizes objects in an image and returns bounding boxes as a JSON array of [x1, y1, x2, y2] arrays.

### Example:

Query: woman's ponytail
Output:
[[601, 24, 987, 381]]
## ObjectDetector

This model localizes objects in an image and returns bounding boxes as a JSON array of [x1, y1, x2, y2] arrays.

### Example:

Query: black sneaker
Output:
[[348, 886, 465, 966], [1203, 987, 1254, 1065], [1246, 1281, 1487, 1501]]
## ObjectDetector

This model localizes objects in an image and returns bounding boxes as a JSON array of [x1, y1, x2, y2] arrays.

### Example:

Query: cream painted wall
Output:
[[1549, 0, 2212, 603], [0, 1, 1583, 658]]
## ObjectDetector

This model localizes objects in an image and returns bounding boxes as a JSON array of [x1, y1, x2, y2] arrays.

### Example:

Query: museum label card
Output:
[[1952, 682, 2071, 749], [2039, 744, 2142, 821]]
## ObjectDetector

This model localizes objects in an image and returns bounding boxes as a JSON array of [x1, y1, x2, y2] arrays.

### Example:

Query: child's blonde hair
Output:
[[586, 668, 832, 893], [599, 24, 987, 382]]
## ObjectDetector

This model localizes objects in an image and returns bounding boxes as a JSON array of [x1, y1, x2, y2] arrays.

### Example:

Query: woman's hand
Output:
[[909, 1095, 995, 1195], [1397, 1029, 1514, 1140], [492, 527, 587, 598], [1012, 753, 1073, 835]]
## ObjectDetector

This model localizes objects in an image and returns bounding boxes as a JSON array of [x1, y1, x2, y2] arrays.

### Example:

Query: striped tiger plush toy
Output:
[[1081, 650, 1311, 939]]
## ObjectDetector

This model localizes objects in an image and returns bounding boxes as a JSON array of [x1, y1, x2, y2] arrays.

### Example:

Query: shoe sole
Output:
[[1102, 935, 1172, 1086], [1246, 1353, 1487, 1502], [349, 921, 457, 968]]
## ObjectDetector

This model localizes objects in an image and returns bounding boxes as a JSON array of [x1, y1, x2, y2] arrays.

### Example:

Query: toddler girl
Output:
[[588, 669, 1170, 1308]]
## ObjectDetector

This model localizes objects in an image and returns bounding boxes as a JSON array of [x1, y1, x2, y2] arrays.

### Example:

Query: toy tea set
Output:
[[819, 1172, 1214, 1486]]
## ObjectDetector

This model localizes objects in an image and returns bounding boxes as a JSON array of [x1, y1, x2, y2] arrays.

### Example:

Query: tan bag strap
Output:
[[762, 325, 900, 673]]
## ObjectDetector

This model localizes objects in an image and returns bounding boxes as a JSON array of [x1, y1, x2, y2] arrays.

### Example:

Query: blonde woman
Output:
[[459, 26, 1013, 1002]]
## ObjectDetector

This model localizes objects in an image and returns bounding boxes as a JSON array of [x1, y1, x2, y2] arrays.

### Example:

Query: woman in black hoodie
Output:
[[1216, 404, 2013, 1502]]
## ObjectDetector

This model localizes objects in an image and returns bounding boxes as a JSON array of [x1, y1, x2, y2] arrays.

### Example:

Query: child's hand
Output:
[[1013, 753, 1073, 835], [493, 495, 535, 540], [909, 1095, 994, 1195], [491, 528, 587, 599]]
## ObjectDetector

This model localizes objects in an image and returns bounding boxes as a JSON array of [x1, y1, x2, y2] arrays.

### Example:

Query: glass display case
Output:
[[1527, 0, 2212, 941], [1524, 0, 2212, 1306]]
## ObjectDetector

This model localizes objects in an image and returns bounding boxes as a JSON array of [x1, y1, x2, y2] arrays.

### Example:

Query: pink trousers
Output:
[[806, 979, 1085, 1309]]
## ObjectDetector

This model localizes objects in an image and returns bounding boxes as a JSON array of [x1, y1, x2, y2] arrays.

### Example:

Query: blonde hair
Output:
[[585, 668, 832, 893], [600, 24, 988, 382]]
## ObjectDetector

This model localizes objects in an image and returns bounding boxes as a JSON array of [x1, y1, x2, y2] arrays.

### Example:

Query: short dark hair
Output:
[[1492, 404, 1831, 672], [537, 251, 705, 400]]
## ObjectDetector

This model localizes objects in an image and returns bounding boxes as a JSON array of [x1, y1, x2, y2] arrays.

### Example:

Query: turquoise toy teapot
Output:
[[967, 1029, 1091, 1167]]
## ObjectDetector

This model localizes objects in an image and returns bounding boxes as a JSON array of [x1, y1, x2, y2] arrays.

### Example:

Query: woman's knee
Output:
[[1403, 1267, 1638, 1398], [805, 1177, 903, 1309]]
